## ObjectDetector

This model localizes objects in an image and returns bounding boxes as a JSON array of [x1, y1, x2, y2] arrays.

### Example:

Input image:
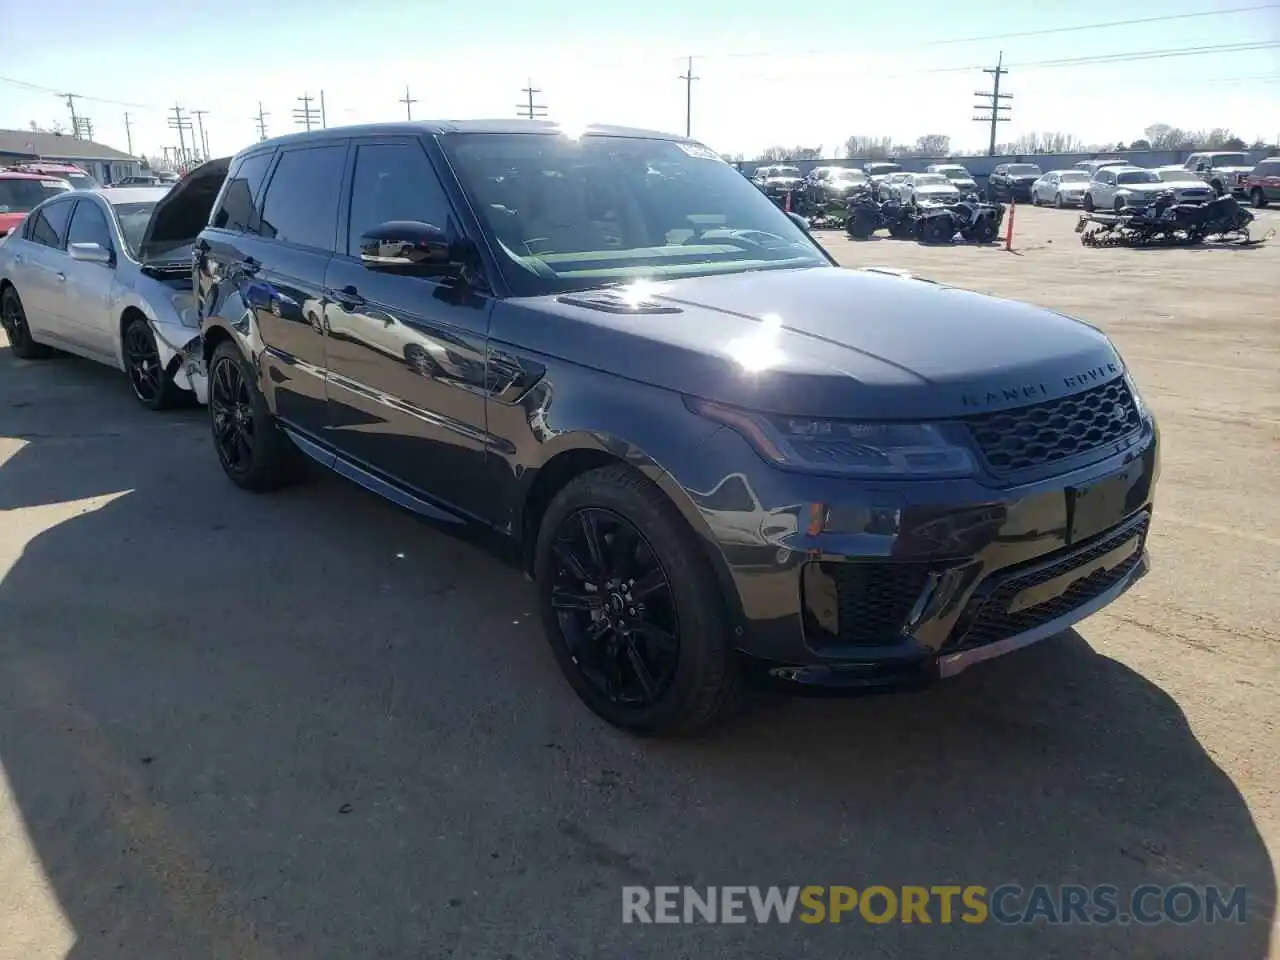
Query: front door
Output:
[[322, 137, 497, 525], [60, 197, 119, 360]]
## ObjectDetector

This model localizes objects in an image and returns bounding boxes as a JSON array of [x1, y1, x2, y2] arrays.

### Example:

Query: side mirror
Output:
[[69, 242, 113, 265], [359, 220, 460, 277], [786, 211, 811, 232]]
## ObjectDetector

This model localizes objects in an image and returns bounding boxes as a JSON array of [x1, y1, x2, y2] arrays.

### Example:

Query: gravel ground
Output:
[[0, 204, 1276, 959]]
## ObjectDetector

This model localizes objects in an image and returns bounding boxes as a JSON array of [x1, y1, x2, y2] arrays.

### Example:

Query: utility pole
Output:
[[319, 90, 327, 129], [973, 51, 1012, 157], [73, 116, 94, 141], [679, 56, 698, 138], [254, 102, 269, 142], [293, 92, 321, 131], [168, 104, 193, 166], [516, 79, 547, 120], [63, 93, 80, 137], [123, 111, 133, 155], [191, 109, 210, 161], [399, 85, 417, 121]]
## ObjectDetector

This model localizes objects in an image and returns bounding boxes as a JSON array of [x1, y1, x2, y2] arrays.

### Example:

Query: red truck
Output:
[[0, 170, 73, 238], [8, 161, 99, 191], [1240, 156, 1280, 208]]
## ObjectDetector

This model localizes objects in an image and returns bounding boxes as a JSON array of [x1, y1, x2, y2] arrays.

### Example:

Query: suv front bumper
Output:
[[676, 419, 1160, 690]]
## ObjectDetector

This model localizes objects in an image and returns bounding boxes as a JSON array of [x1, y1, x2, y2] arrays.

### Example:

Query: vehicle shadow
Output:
[[0, 356, 1272, 958]]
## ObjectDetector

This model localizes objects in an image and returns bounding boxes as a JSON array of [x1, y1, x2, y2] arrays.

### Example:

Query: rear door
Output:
[[13, 197, 77, 340], [322, 136, 497, 523], [1256, 159, 1280, 200]]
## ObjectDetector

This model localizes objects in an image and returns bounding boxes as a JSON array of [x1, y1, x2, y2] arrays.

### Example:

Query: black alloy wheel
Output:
[[534, 465, 744, 736], [210, 351, 255, 480], [548, 507, 681, 709], [207, 340, 305, 491], [1, 287, 52, 359]]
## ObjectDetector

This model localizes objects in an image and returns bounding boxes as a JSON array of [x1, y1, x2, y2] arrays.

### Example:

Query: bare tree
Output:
[[756, 145, 823, 161], [49, 119, 66, 135], [1129, 138, 1151, 150], [1144, 123, 1188, 150], [911, 134, 951, 157], [843, 135, 893, 160]]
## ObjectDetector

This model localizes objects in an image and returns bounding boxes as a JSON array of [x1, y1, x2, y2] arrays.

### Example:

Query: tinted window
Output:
[[29, 199, 75, 248], [111, 201, 158, 257], [346, 142, 453, 257], [66, 200, 114, 252], [258, 145, 346, 251], [212, 151, 273, 233], [0, 178, 70, 213]]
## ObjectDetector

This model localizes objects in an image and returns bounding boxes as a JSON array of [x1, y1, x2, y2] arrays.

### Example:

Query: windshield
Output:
[[0, 178, 71, 213], [770, 166, 801, 178], [111, 200, 158, 256], [1117, 170, 1159, 184], [443, 133, 827, 296], [914, 175, 950, 187], [867, 163, 901, 175], [940, 168, 971, 179], [1007, 164, 1041, 175], [830, 168, 864, 181], [1060, 171, 1091, 182], [1209, 154, 1249, 166], [1155, 169, 1194, 182], [63, 172, 98, 189]]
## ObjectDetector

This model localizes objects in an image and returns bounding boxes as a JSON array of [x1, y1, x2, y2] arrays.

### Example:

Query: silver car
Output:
[[1151, 168, 1214, 203], [899, 173, 961, 205], [925, 163, 978, 194], [0, 160, 227, 408], [1083, 167, 1168, 212], [1031, 169, 1093, 207]]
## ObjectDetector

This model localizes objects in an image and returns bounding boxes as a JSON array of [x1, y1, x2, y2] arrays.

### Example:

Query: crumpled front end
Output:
[[150, 316, 207, 404]]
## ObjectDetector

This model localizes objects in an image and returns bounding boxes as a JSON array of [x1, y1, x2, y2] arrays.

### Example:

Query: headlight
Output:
[[172, 293, 199, 328], [687, 398, 978, 478], [1123, 370, 1150, 421]]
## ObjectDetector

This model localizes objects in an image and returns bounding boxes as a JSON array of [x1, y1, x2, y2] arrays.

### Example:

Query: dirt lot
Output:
[[0, 205, 1276, 959]]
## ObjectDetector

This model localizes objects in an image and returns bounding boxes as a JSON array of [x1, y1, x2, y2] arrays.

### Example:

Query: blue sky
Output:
[[0, 0, 1276, 161]]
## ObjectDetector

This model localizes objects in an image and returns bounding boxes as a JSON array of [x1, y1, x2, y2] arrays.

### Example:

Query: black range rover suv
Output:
[[188, 121, 1159, 736]]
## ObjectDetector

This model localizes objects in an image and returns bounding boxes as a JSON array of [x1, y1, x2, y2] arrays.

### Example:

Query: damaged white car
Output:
[[0, 158, 228, 409]]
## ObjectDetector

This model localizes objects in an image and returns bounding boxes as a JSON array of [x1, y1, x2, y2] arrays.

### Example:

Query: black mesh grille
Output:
[[946, 513, 1149, 652], [962, 378, 1142, 476], [803, 561, 933, 649]]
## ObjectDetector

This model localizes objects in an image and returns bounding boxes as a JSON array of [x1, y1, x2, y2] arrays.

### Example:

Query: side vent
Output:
[[557, 290, 683, 315]]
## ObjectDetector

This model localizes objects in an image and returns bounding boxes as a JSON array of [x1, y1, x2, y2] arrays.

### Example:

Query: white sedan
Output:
[[1031, 169, 1093, 207], [1151, 168, 1215, 203], [0, 161, 227, 409], [899, 173, 961, 205]]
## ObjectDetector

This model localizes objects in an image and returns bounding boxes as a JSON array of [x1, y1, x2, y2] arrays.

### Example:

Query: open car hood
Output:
[[137, 156, 231, 263]]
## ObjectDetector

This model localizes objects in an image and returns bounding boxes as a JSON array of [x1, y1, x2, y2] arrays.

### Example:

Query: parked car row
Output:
[[2, 120, 1161, 737]]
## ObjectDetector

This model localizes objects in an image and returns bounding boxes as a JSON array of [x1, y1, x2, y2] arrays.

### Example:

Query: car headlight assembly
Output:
[[687, 397, 978, 478], [172, 294, 199, 328], [1123, 370, 1150, 422]]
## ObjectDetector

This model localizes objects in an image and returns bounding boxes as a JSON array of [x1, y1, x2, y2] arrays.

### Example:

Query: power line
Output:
[[253, 102, 269, 142], [679, 56, 698, 137], [973, 52, 1011, 158], [690, 2, 1280, 61], [167, 103, 193, 165], [517, 78, 547, 119], [400, 85, 418, 121]]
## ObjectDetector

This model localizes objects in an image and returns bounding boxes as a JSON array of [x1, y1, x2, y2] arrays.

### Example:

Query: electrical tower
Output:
[[254, 102, 269, 142], [293, 93, 321, 131], [517, 79, 547, 120], [973, 52, 1011, 157], [400, 85, 418, 121], [123, 112, 133, 155], [192, 109, 210, 161], [73, 116, 94, 141], [168, 104, 194, 166], [679, 56, 698, 138]]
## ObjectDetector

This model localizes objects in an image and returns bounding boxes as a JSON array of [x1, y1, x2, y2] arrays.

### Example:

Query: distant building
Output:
[[0, 128, 142, 184]]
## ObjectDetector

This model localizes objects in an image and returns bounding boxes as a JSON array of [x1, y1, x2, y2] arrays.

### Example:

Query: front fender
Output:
[[113, 282, 207, 403]]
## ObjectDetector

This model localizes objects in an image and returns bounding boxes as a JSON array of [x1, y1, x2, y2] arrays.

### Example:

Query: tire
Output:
[[534, 464, 744, 736], [1252, 188, 1269, 209], [1113, 196, 1126, 212], [122, 315, 187, 410], [207, 339, 306, 492], [1055, 192, 1066, 209], [1, 286, 53, 360], [1083, 194, 1095, 212]]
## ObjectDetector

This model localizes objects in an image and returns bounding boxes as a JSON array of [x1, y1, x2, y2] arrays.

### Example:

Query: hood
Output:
[[1118, 182, 1168, 193], [137, 156, 231, 262], [1009, 173, 1040, 182], [916, 184, 959, 196], [508, 267, 1121, 420]]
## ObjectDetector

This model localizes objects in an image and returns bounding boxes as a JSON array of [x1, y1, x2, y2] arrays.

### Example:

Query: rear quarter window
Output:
[[212, 151, 274, 234]]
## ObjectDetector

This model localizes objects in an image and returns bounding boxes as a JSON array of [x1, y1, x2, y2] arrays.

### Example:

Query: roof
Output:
[[0, 170, 63, 181], [0, 128, 135, 161], [95, 186, 170, 204], [248, 119, 691, 153]]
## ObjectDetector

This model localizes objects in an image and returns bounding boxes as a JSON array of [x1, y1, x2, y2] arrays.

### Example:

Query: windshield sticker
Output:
[[677, 142, 725, 162], [41, 181, 67, 189]]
